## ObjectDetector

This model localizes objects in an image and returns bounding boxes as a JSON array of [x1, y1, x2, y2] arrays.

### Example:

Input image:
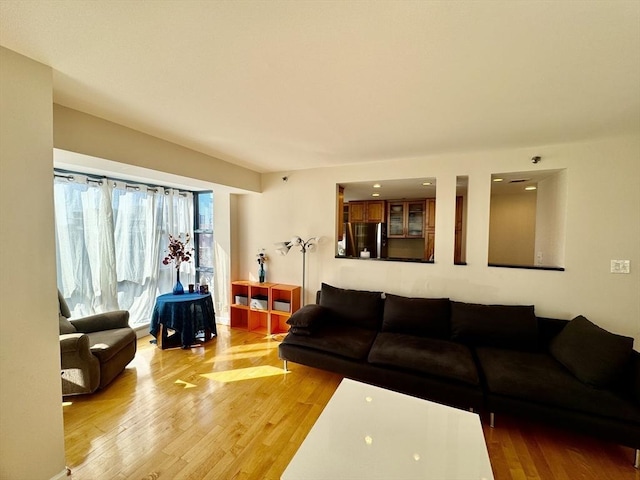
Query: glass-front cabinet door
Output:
[[388, 203, 405, 236], [387, 201, 425, 238], [406, 201, 425, 237]]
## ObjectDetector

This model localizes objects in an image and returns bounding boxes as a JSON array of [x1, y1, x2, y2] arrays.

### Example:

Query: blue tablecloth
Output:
[[150, 292, 216, 347]]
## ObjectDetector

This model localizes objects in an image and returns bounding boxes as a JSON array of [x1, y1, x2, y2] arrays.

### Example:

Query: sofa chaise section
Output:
[[278, 283, 640, 465]]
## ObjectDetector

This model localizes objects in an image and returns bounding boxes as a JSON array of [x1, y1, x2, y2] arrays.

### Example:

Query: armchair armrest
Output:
[[59, 333, 100, 395], [59, 333, 91, 354], [70, 310, 130, 333]]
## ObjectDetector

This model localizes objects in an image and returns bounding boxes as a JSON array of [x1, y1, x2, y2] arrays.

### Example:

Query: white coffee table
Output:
[[282, 378, 494, 480]]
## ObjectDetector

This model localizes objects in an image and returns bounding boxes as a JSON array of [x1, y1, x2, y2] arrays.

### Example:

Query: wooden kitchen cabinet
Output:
[[348, 200, 386, 223], [425, 198, 436, 260], [387, 200, 426, 238]]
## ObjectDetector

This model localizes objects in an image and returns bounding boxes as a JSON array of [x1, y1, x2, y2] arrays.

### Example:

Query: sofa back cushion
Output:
[[451, 301, 538, 351], [59, 314, 77, 334], [549, 315, 634, 388], [382, 294, 451, 338], [286, 304, 331, 335], [318, 283, 384, 330]]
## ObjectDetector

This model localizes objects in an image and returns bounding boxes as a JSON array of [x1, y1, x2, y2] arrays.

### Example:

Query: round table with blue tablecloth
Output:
[[150, 292, 216, 348]]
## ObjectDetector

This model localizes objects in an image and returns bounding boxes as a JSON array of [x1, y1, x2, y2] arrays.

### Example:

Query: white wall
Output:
[[535, 169, 567, 267], [0, 47, 67, 480], [213, 191, 232, 324], [53, 104, 262, 194], [236, 135, 640, 345]]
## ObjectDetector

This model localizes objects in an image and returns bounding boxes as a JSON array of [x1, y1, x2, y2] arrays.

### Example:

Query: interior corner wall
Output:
[[0, 47, 67, 480], [236, 135, 640, 346]]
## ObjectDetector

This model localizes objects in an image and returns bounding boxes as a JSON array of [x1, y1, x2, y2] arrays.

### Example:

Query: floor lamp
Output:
[[275, 236, 317, 306]]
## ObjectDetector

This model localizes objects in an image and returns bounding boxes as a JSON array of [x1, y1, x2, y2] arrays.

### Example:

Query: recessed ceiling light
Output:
[[422, 181, 432, 186], [373, 183, 381, 188], [493, 178, 504, 182], [525, 186, 537, 191], [372, 193, 380, 197]]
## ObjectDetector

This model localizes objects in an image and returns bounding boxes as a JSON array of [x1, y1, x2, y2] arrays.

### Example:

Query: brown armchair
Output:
[[58, 291, 137, 395]]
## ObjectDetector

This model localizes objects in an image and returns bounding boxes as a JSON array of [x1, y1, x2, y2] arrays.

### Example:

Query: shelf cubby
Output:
[[230, 281, 301, 336]]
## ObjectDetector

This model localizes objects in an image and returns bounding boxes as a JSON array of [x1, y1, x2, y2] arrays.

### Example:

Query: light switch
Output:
[[610, 260, 630, 274]]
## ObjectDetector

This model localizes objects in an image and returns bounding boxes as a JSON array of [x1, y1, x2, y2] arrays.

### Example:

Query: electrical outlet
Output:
[[610, 260, 630, 274]]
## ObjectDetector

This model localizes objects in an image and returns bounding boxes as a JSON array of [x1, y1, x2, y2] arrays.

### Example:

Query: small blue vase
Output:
[[259, 265, 266, 283], [173, 270, 184, 295]]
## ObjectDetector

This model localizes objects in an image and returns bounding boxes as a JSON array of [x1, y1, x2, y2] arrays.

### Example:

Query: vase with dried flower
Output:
[[256, 249, 267, 283], [163, 234, 193, 294]]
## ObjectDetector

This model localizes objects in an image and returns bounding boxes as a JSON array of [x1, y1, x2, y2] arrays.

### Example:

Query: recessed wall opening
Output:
[[336, 178, 437, 262], [488, 169, 566, 270]]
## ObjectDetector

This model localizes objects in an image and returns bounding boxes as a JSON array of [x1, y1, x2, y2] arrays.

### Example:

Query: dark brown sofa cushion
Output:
[[87, 328, 137, 364], [59, 314, 77, 334], [368, 333, 479, 386], [382, 294, 450, 338], [281, 324, 377, 361], [549, 315, 634, 388], [451, 301, 538, 351], [476, 347, 640, 422], [319, 283, 384, 330], [286, 304, 331, 335]]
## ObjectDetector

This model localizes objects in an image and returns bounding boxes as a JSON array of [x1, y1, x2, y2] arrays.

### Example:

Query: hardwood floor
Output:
[[63, 326, 638, 479]]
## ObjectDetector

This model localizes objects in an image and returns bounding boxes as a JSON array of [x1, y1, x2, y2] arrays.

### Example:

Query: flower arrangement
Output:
[[256, 248, 268, 266], [162, 234, 193, 269]]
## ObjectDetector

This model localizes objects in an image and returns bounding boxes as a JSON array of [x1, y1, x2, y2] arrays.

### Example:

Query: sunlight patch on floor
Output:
[[202, 340, 280, 364], [223, 342, 280, 354], [204, 350, 270, 363], [174, 379, 197, 389], [200, 365, 288, 383]]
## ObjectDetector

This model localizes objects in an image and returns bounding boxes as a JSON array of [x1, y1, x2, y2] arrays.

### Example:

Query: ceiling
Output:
[[1, 1, 638, 174]]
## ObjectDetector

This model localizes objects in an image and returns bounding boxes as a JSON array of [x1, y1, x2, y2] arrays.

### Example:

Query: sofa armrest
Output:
[[59, 333, 100, 395], [70, 310, 130, 333], [59, 333, 91, 354]]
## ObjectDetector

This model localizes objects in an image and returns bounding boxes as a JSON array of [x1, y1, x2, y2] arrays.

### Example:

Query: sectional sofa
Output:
[[278, 283, 640, 466]]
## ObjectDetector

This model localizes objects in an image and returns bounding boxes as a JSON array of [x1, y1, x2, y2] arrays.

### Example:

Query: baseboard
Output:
[[49, 467, 70, 480]]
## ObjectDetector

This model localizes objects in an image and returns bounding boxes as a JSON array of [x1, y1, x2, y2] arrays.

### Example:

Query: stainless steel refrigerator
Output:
[[344, 222, 388, 259]]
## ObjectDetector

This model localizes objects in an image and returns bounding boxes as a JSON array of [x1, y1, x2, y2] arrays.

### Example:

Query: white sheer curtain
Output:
[[112, 182, 166, 327], [55, 175, 118, 316], [54, 174, 194, 327], [158, 189, 195, 293]]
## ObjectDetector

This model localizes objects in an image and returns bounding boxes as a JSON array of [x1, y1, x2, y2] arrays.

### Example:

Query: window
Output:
[[54, 170, 199, 327], [194, 191, 214, 289]]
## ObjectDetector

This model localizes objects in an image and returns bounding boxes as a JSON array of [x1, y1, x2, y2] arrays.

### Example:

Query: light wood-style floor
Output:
[[63, 325, 638, 480]]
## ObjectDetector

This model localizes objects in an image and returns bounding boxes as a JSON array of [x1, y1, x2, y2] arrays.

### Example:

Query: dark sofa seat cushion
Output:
[[549, 315, 634, 388], [319, 283, 384, 330], [87, 328, 137, 363], [368, 333, 480, 386], [451, 301, 538, 351], [281, 325, 378, 361], [476, 347, 640, 423], [382, 294, 451, 339]]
